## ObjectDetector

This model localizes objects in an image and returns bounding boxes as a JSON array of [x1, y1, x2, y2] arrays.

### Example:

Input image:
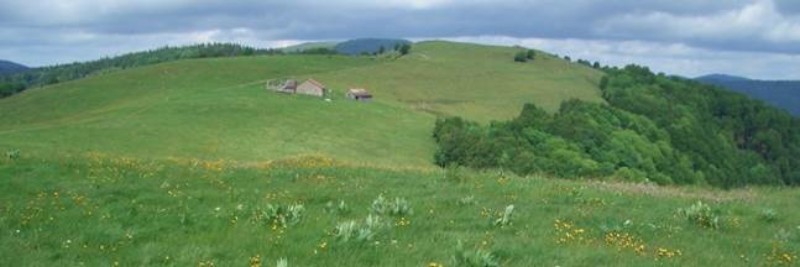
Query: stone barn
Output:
[[346, 88, 373, 101], [265, 79, 297, 93], [296, 79, 327, 97]]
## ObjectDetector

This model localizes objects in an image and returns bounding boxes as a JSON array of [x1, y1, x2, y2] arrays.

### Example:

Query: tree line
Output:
[[433, 65, 800, 188]]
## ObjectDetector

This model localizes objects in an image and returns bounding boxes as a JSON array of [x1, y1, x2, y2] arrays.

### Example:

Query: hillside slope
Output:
[[0, 60, 29, 75], [317, 41, 604, 122], [696, 74, 800, 116], [0, 41, 604, 166]]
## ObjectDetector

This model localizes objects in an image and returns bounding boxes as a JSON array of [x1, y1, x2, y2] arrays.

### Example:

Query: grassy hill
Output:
[[334, 38, 411, 55], [0, 41, 603, 166], [318, 41, 603, 122]]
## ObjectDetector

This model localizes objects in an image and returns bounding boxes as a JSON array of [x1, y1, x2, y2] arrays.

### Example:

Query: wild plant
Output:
[[457, 196, 477, 206], [452, 240, 500, 267], [276, 258, 288, 267], [389, 197, 413, 216], [325, 200, 350, 215], [333, 214, 386, 243], [257, 203, 305, 229], [678, 201, 720, 229], [5, 149, 20, 160], [370, 194, 388, 215], [492, 205, 514, 227], [370, 194, 412, 216], [760, 208, 779, 223]]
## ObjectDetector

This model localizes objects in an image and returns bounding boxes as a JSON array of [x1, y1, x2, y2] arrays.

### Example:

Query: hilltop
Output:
[[0, 41, 602, 166], [334, 38, 411, 55], [696, 74, 800, 116]]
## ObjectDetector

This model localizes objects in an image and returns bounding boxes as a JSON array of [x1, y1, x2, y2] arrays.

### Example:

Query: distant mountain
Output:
[[281, 41, 338, 53], [696, 74, 800, 116], [334, 38, 411, 55], [697, 73, 751, 82], [0, 60, 29, 75]]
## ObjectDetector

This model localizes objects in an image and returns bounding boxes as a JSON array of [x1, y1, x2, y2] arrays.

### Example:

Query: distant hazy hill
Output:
[[334, 38, 411, 55], [696, 74, 800, 116], [0, 60, 29, 75], [281, 41, 338, 53]]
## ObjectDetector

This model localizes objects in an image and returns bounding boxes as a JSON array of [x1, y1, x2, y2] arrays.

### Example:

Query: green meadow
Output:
[[1, 156, 798, 266], [0, 41, 601, 166], [0, 41, 797, 266]]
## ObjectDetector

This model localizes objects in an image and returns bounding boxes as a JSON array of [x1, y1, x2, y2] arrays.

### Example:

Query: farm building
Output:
[[266, 79, 297, 93], [346, 88, 373, 101], [296, 79, 327, 97]]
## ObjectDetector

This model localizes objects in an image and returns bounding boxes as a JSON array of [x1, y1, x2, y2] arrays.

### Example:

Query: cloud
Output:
[[0, 0, 799, 79], [444, 35, 800, 80], [597, 0, 800, 52]]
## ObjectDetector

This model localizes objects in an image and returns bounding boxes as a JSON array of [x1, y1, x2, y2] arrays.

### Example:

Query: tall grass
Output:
[[1, 155, 797, 266]]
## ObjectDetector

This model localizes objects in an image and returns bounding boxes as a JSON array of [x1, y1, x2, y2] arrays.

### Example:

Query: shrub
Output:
[[526, 50, 535, 60], [513, 52, 527, 63], [678, 201, 720, 229]]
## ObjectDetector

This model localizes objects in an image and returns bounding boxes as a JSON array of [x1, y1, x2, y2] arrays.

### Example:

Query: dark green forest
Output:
[[0, 43, 283, 98], [433, 65, 800, 188]]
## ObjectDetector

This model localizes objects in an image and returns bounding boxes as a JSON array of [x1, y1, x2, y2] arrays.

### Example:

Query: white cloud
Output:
[[599, 0, 800, 43], [1, 0, 799, 79], [442, 35, 800, 80]]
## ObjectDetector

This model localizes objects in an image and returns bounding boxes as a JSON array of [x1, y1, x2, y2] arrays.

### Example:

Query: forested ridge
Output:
[[434, 65, 800, 188], [696, 74, 800, 116], [0, 43, 284, 97]]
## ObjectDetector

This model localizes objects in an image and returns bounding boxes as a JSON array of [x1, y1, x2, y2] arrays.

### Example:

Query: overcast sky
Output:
[[1, 0, 800, 79]]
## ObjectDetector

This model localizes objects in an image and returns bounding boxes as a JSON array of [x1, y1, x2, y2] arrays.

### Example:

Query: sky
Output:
[[1, 0, 800, 79]]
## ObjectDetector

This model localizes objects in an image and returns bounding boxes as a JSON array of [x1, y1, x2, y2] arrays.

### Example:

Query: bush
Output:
[[513, 52, 527, 63], [526, 50, 535, 60], [399, 44, 411, 55]]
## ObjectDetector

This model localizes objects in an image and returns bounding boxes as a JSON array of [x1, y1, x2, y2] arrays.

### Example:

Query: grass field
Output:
[[0, 41, 602, 166], [1, 155, 797, 266], [315, 41, 604, 122]]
